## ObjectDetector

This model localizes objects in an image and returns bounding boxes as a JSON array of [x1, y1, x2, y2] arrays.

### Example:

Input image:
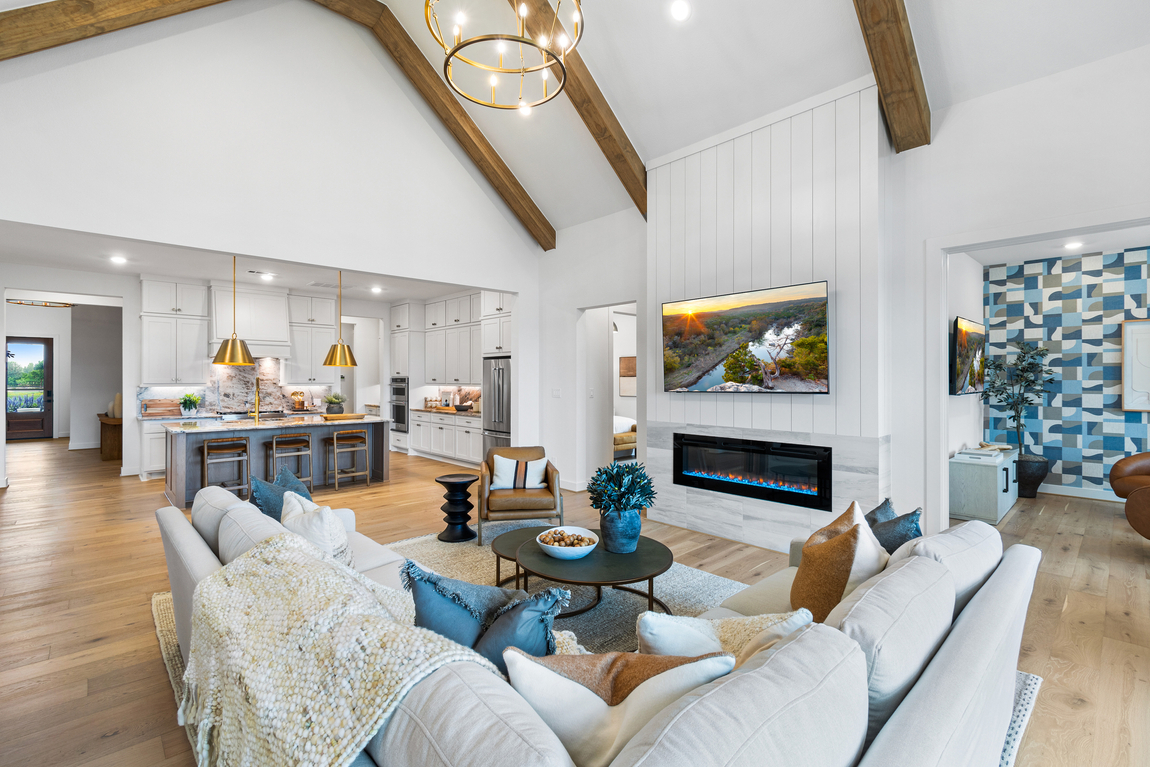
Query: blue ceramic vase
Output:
[[600, 509, 642, 554]]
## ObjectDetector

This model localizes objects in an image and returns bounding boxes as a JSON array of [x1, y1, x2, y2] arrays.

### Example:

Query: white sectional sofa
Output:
[[157, 488, 1040, 767]]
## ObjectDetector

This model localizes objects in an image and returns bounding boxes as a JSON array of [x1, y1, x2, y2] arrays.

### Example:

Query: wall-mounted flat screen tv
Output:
[[950, 316, 986, 396], [663, 281, 829, 394]]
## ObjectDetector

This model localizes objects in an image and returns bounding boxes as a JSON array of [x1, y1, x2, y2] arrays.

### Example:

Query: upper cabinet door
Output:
[[175, 318, 209, 384], [176, 284, 208, 317], [425, 301, 446, 329], [390, 304, 410, 331], [470, 293, 483, 323], [481, 318, 501, 355], [310, 297, 336, 326], [480, 291, 501, 318], [142, 281, 177, 314], [445, 328, 462, 384], [287, 295, 311, 324], [470, 325, 482, 383], [499, 316, 512, 354], [445, 297, 466, 325], [426, 329, 446, 384], [285, 324, 312, 384], [246, 292, 290, 342], [141, 314, 178, 384], [311, 326, 337, 385], [391, 332, 409, 377]]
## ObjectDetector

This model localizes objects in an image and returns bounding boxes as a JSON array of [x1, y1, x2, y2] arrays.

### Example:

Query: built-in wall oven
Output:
[[389, 376, 408, 433]]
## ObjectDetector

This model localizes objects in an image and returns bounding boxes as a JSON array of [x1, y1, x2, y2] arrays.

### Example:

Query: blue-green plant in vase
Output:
[[587, 462, 657, 554]]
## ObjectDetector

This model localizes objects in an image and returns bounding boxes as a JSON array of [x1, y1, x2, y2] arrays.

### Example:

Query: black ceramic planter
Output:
[[1015, 455, 1049, 498], [600, 509, 642, 553]]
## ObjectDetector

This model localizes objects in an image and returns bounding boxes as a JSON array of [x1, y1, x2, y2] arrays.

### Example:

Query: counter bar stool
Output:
[[323, 429, 369, 490], [202, 437, 250, 499], [265, 432, 313, 488]]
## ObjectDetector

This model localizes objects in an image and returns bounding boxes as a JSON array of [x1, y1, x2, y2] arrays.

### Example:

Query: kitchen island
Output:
[[162, 415, 390, 508]]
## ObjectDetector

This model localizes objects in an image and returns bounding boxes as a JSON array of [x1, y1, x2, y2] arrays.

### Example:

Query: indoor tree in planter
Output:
[[322, 392, 347, 414], [587, 462, 657, 553], [980, 341, 1055, 498]]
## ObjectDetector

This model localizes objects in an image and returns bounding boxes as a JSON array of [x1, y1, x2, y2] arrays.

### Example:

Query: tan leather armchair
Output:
[[476, 446, 563, 545], [1108, 454, 1150, 539]]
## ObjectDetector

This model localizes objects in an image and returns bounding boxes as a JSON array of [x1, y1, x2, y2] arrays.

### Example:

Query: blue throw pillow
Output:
[[864, 498, 898, 528], [401, 561, 569, 674], [251, 467, 312, 521], [871, 509, 923, 554]]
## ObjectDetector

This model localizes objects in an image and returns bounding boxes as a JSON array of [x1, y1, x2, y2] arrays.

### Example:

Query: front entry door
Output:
[[6, 337, 53, 440]]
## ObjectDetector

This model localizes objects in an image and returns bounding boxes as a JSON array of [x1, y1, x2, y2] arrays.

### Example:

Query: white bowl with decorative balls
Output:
[[536, 526, 599, 560]]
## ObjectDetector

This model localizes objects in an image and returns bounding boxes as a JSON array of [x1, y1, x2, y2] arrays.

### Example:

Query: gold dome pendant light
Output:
[[426, 0, 583, 113], [212, 256, 255, 366], [323, 270, 357, 368]]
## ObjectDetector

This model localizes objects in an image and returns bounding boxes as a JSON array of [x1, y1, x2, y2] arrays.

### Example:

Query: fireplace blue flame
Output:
[[681, 469, 819, 496]]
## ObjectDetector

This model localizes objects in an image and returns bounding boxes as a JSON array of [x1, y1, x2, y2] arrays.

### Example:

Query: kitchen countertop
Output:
[[139, 414, 224, 421], [162, 414, 389, 434], [409, 407, 481, 419]]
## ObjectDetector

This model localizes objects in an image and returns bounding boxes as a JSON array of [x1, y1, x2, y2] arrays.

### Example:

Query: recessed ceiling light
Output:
[[670, 1, 691, 21], [109, 255, 127, 265], [260, 273, 274, 281], [371, 287, 382, 294], [1064, 242, 1083, 250]]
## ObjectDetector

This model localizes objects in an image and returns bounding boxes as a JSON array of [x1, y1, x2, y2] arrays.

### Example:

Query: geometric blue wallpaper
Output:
[[983, 247, 1150, 492]]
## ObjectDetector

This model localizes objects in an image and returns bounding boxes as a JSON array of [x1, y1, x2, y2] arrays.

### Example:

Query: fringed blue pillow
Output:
[[250, 466, 312, 521], [871, 509, 923, 554], [401, 561, 569, 673], [864, 498, 898, 527]]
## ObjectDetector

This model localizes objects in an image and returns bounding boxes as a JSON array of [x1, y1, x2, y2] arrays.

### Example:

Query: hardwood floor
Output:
[[0, 439, 1145, 766]]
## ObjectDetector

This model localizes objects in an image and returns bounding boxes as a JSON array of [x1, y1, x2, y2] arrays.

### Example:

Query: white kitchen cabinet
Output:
[[389, 431, 409, 453], [500, 316, 512, 354], [284, 325, 336, 385], [428, 422, 454, 455], [142, 315, 209, 385], [455, 423, 483, 463], [425, 300, 446, 330], [480, 291, 513, 318], [142, 280, 208, 316], [445, 326, 472, 384], [482, 317, 512, 355], [390, 304, 410, 331], [211, 288, 291, 348], [177, 284, 209, 316], [390, 332, 410, 377], [445, 297, 469, 326], [145, 431, 167, 473], [410, 420, 429, 452], [470, 293, 483, 323], [426, 329, 446, 384], [175, 318, 209, 385], [470, 326, 482, 384], [288, 295, 336, 326]]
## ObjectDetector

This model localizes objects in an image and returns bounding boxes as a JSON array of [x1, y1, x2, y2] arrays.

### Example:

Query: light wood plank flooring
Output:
[[0, 439, 1145, 766]]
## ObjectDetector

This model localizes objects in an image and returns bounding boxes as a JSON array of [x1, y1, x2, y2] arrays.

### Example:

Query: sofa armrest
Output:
[[332, 508, 356, 532], [546, 461, 561, 502], [156, 507, 223, 666], [479, 460, 491, 520], [789, 535, 807, 567]]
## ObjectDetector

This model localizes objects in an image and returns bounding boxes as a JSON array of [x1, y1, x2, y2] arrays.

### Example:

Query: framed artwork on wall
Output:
[[619, 356, 636, 397], [1122, 319, 1150, 411]]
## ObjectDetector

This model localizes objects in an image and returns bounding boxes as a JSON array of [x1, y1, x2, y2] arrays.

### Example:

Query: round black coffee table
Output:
[[515, 529, 674, 617], [491, 526, 546, 588], [434, 473, 479, 542]]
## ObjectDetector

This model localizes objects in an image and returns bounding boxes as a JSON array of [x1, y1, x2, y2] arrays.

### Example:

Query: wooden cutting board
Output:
[[321, 413, 367, 421], [141, 399, 183, 417]]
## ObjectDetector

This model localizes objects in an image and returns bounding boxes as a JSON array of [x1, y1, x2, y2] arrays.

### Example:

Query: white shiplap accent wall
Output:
[[645, 85, 891, 552]]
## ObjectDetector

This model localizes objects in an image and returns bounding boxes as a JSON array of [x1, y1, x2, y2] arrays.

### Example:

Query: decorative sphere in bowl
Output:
[[536, 526, 598, 560]]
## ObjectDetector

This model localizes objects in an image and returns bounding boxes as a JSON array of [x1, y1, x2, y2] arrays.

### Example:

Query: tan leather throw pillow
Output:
[[790, 501, 890, 622]]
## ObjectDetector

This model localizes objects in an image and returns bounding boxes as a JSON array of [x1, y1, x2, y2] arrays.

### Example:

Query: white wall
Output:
[[4, 302, 71, 439], [574, 307, 613, 484], [0, 0, 542, 455], [886, 43, 1150, 518], [611, 308, 637, 421], [70, 305, 122, 450], [946, 253, 985, 456], [342, 316, 382, 411], [539, 209, 647, 489]]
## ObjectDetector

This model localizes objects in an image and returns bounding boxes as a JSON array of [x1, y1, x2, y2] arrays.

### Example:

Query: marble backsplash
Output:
[[137, 358, 332, 414], [427, 386, 482, 410]]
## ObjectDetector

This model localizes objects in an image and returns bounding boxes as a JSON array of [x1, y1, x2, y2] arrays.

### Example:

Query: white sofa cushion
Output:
[[217, 507, 289, 564], [888, 520, 1002, 616], [636, 609, 811, 668], [280, 492, 354, 568], [610, 623, 869, 767], [347, 531, 403, 573], [367, 661, 575, 767], [825, 556, 955, 746], [191, 486, 256, 556], [718, 566, 796, 616]]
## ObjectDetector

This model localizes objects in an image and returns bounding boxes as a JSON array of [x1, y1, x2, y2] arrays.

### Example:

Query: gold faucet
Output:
[[249, 376, 261, 423]]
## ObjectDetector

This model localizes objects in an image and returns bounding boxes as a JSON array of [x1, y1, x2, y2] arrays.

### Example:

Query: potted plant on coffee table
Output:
[[323, 392, 347, 414], [587, 462, 657, 554], [981, 341, 1055, 498], [179, 393, 200, 417]]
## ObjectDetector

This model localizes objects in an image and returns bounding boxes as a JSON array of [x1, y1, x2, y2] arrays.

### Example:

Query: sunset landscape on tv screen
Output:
[[663, 282, 829, 394]]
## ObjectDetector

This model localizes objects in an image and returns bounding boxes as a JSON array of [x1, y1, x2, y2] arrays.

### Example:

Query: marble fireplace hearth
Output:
[[646, 422, 890, 553]]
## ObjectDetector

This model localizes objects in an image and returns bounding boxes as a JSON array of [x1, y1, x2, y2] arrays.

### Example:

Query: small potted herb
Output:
[[179, 393, 201, 417], [587, 462, 657, 554], [323, 392, 347, 414], [981, 341, 1055, 497]]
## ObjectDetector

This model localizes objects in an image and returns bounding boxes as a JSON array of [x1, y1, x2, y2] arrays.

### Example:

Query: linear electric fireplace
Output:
[[673, 433, 832, 511]]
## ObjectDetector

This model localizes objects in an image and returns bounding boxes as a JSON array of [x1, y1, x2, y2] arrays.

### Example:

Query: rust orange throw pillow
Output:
[[790, 501, 890, 622]]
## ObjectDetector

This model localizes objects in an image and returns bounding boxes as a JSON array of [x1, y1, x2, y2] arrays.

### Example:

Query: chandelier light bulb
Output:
[[497, 41, 507, 53], [670, 0, 690, 21], [518, 99, 532, 116], [538, 35, 549, 47], [453, 24, 460, 36], [519, 3, 528, 17], [490, 75, 499, 86], [572, 10, 580, 22], [541, 68, 549, 81], [454, 11, 465, 24], [557, 33, 569, 48]]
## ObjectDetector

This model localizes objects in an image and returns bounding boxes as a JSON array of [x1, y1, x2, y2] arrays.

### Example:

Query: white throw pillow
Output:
[[636, 609, 812, 668], [491, 455, 548, 490], [280, 491, 354, 568], [504, 648, 735, 767]]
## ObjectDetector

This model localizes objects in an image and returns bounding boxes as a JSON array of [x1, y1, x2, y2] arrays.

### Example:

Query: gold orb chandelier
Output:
[[425, 0, 583, 114]]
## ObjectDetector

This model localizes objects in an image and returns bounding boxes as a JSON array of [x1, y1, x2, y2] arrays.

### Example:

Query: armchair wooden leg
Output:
[[477, 515, 483, 546]]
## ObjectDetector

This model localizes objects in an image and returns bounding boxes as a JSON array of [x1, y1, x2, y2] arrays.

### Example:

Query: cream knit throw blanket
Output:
[[177, 533, 502, 767]]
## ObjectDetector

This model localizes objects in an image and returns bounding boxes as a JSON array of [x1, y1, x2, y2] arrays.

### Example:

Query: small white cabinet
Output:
[[455, 422, 483, 463], [390, 332, 410, 377], [288, 295, 336, 326], [141, 421, 169, 475], [480, 291, 513, 318], [390, 304, 410, 331], [445, 297, 469, 326], [142, 280, 208, 316], [949, 448, 1019, 524], [482, 317, 512, 355], [426, 329, 446, 384], [141, 315, 209, 385], [445, 326, 473, 384], [425, 301, 447, 330], [284, 325, 336, 385]]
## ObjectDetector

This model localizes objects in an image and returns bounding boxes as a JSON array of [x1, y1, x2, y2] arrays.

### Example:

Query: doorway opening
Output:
[[6, 336, 53, 440], [609, 304, 638, 463]]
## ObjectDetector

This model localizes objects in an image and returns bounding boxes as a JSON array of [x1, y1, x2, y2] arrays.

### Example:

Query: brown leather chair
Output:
[[1108, 453, 1150, 539], [476, 446, 563, 545]]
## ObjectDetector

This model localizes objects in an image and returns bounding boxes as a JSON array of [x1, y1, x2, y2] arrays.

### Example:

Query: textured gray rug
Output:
[[389, 521, 747, 653]]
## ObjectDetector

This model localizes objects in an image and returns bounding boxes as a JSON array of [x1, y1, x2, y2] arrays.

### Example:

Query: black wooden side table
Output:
[[434, 473, 479, 542]]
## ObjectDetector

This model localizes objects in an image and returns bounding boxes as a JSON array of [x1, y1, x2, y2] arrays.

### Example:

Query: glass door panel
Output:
[[6, 337, 53, 440]]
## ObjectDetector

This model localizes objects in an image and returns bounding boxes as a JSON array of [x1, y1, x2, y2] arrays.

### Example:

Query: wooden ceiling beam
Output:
[[852, 0, 931, 152], [513, 0, 647, 217]]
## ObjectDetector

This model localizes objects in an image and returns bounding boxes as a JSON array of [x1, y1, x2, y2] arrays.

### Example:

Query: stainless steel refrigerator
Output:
[[482, 356, 512, 453]]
